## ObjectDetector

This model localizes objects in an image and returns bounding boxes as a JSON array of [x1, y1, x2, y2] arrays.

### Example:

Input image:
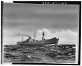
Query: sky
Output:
[[3, 3, 79, 45]]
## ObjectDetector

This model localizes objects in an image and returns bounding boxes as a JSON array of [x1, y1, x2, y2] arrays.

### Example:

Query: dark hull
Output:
[[17, 37, 59, 46]]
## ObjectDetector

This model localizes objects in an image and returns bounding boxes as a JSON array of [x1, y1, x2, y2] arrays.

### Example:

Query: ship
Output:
[[17, 31, 59, 46]]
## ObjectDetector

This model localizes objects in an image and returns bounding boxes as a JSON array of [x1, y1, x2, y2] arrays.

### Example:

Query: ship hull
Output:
[[17, 37, 59, 46]]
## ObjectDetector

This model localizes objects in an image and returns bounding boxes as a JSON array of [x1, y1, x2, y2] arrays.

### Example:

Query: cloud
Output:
[[55, 30, 78, 44], [36, 28, 78, 44], [3, 28, 78, 45], [36, 28, 55, 40]]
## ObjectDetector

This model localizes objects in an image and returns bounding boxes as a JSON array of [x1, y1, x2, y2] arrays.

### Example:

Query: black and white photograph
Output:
[[1, 1, 81, 65]]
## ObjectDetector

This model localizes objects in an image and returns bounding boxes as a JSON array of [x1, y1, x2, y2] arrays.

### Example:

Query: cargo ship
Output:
[[17, 31, 59, 46]]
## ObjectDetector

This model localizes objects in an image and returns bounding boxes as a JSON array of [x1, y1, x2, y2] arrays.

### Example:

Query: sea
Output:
[[3, 44, 76, 64]]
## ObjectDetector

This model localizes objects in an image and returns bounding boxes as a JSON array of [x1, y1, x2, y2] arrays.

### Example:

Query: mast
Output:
[[22, 38, 23, 41], [42, 31, 45, 40], [33, 32, 36, 40]]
